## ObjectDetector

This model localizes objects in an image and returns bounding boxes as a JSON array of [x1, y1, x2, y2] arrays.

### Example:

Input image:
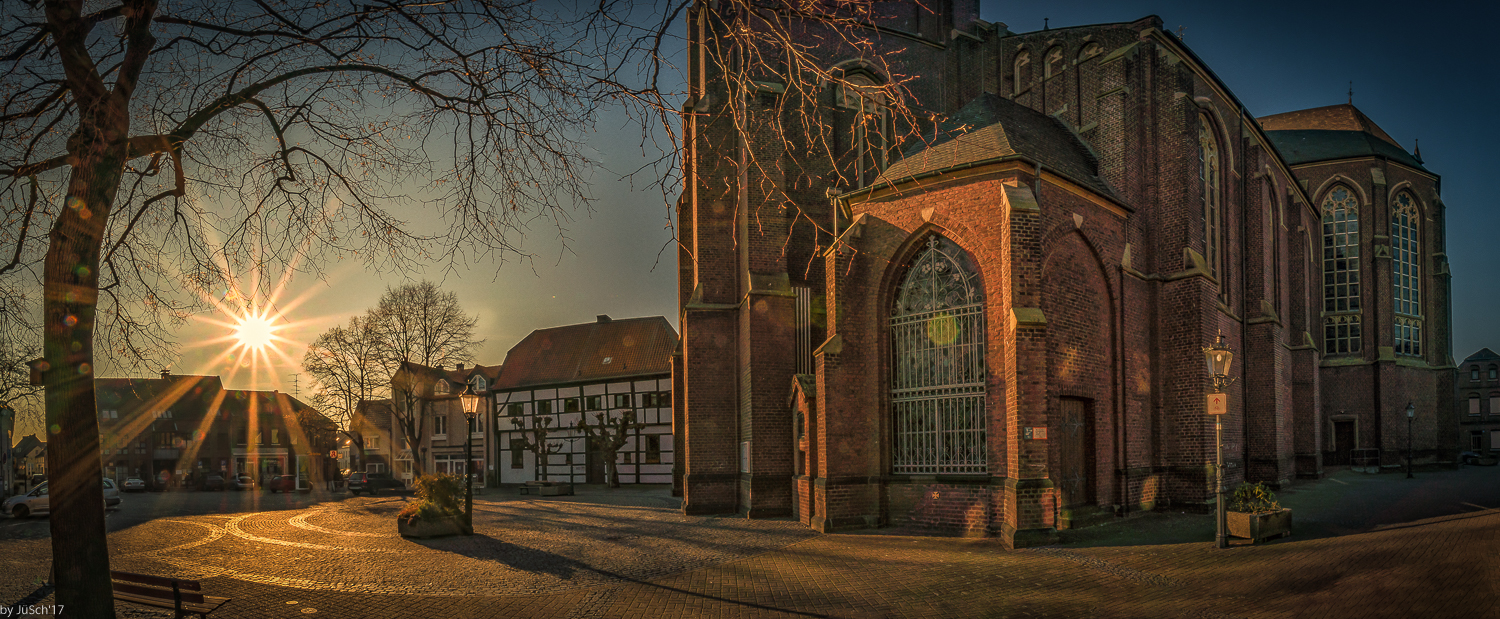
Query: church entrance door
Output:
[[1333, 421, 1355, 465], [1057, 397, 1094, 509]]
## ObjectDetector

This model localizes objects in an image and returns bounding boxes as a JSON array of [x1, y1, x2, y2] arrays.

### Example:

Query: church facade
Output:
[[674, 5, 1456, 547]]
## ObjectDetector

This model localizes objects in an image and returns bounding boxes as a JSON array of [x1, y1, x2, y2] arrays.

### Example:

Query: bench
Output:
[[110, 570, 230, 618], [520, 480, 574, 496]]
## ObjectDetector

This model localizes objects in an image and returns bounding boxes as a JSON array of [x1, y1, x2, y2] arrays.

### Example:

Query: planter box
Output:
[[398, 515, 464, 539], [520, 481, 574, 496], [1227, 509, 1292, 543]]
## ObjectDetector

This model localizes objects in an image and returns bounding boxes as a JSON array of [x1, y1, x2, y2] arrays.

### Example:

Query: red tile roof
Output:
[[1258, 104, 1400, 147], [492, 316, 677, 390]]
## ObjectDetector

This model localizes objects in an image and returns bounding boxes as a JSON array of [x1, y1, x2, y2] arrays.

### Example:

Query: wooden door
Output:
[[586, 450, 605, 484], [1057, 398, 1094, 508], [1333, 421, 1355, 465]]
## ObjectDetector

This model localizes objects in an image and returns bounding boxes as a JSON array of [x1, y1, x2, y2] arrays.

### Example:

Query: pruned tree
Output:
[[0, 0, 927, 613], [0, 283, 42, 429], [301, 314, 383, 463], [369, 281, 479, 478], [576, 410, 645, 488], [512, 415, 563, 482]]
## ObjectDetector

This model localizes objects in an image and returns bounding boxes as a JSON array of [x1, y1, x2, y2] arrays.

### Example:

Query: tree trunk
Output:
[[44, 126, 126, 617], [605, 449, 620, 488]]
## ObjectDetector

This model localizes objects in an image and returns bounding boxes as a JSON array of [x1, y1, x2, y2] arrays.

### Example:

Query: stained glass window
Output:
[[890, 235, 986, 475], [1200, 118, 1224, 294], [1322, 186, 1361, 354], [1392, 192, 1421, 356]]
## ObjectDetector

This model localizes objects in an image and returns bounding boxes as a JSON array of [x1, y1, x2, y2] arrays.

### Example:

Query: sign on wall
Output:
[[1207, 393, 1228, 415]]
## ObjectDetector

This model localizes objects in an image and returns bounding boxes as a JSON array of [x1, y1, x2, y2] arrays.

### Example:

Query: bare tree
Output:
[[369, 281, 479, 478], [0, 284, 42, 427], [576, 410, 644, 488], [302, 314, 383, 468], [0, 0, 927, 612], [512, 415, 563, 482]]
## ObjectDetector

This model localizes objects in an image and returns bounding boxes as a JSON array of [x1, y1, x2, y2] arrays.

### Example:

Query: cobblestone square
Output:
[[3, 468, 1498, 618]]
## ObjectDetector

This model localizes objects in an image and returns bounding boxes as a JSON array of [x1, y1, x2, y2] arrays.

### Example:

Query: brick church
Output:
[[673, 5, 1456, 547]]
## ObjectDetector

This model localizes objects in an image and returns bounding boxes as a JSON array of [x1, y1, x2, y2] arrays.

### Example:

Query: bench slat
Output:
[[112, 581, 206, 604], [113, 591, 222, 613], [111, 570, 202, 591]]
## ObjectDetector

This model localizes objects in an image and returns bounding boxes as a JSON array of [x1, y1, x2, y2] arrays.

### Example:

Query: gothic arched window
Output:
[[1199, 117, 1224, 293], [1392, 192, 1421, 356], [890, 235, 986, 475], [1322, 186, 1361, 354], [1044, 46, 1065, 78], [1013, 50, 1031, 95], [837, 74, 888, 187]]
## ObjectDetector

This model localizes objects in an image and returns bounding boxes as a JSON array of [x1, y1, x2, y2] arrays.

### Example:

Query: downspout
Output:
[[1117, 262, 1128, 516], [1237, 107, 1250, 482]]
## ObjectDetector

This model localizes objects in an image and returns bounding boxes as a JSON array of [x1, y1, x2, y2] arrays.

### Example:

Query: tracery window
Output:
[[837, 74, 888, 187], [1199, 118, 1224, 294], [1044, 46, 1064, 78], [1392, 192, 1421, 356], [890, 235, 986, 475], [1321, 186, 1361, 354], [1013, 50, 1030, 94]]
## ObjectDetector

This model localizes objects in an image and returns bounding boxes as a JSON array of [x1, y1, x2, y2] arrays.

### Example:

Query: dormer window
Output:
[[470, 375, 487, 393], [434, 379, 451, 395]]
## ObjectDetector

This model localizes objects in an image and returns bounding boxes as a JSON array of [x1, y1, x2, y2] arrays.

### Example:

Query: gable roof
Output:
[[1259, 104, 1428, 172], [872, 93, 1120, 203], [1461, 348, 1500, 363], [394, 361, 503, 396], [94, 375, 225, 415], [493, 316, 677, 390], [12, 433, 41, 457], [354, 399, 394, 433]]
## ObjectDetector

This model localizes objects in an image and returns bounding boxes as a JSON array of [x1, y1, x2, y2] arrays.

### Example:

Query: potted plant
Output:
[[1225, 482, 1292, 544], [397, 474, 466, 538]]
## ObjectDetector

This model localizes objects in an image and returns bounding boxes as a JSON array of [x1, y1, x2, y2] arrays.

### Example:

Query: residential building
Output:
[[677, 7, 1456, 545], [350, 399, 396, 475], [492, 315, 676, 485], [94, 370, 339, 489], [1456, 349, 1500, 454], [10, 434, 44, 493], [389, 362, 501, 485]]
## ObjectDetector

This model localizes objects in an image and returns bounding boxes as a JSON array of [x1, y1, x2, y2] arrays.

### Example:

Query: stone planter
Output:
[[1227, 508, 1292, 543], [398, 515, 464, 539]]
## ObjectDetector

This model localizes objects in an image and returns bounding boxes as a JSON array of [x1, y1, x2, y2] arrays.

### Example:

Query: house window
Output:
[[508, 403, 525, 416], [586, 395, 603, 411], [367, 436, 380, 449], [564, 397, 581, 413], [1490, 366, 1497, 381], [271, 429, 280, 444], [1473, 367, 1481, 382], [1201, 117, 1224, 296], [366, 463, 385, 474], [1392, 192, 1421, 356], [433, 415, 447, 437], [645, 435, 662, 464], [1493, 430, 1500, 451], [468, 415, 482, 435], [613, 394, 631, 409], [1470, 394, 1481, 416], [1490, 393, 1499, 417], [537, 400, 552, 415], [1472, 432, 1484, 450], [510, 439, 526, 468], [890, 235, 987, 475]]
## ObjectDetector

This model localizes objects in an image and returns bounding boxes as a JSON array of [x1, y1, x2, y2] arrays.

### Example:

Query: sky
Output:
[[15, 0, 1496, 439]]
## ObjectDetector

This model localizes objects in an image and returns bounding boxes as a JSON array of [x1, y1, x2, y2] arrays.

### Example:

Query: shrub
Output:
[[397, 474, 465, 524], [1227, 482, 1281, 514]]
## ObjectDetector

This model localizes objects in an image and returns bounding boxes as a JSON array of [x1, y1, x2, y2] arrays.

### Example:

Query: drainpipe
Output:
[[1237, 107, 1250, 484], [1117, 262, 1128, 516]]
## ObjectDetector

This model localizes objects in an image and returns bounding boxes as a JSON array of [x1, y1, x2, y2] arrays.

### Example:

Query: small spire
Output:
[[1044, 18, 1049, 30], [1348, 81, 1353, 105], [1413, 139, 1423, 163]]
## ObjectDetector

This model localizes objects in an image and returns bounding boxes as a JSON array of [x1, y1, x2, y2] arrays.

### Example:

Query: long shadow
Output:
[[412, 533, 829, 617]]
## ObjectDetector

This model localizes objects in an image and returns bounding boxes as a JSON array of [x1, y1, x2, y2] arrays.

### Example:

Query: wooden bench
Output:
[[110, 570, 230, 618]]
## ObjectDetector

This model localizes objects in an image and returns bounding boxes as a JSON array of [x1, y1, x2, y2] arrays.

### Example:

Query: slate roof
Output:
[[93, 373, 329, 426], [394, 361, 503, 396], [1460, 348, 1500, 363], [492, 316, 677, 390], [1258, 104, 1427, 171], [354, 399, 394, 433], [872, 93, 1120, 203]]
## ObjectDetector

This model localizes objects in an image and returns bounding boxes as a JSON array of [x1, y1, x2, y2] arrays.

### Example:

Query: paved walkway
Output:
[[3, 467, 1498, 618]]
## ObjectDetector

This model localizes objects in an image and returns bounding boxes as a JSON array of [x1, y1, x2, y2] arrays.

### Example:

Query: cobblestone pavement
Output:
[[3, 468, 1498, 618]]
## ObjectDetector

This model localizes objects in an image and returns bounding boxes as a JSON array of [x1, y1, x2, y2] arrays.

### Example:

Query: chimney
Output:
[[597, 315, 612, 323], [456, 363, 465, 371], [160, 368, 171, 379]]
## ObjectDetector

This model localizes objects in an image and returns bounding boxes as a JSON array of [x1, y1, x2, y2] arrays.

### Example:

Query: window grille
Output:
[[1321, 186, 1361, 353], [890, 235, 987, 475], [1392, 192, 1421, 355]]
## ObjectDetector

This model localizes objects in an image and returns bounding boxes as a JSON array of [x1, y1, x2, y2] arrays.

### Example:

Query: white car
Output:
[[4, 478, 122, 518]]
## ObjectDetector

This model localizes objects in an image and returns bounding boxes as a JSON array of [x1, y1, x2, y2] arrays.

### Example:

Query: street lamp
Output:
[[1203, 333, 1235, 549], [459, 387, 481, 535], [1406, 402, 1415, 479]]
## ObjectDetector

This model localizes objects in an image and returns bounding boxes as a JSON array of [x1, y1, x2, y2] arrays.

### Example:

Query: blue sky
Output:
[[93, 1, 1498, 416]]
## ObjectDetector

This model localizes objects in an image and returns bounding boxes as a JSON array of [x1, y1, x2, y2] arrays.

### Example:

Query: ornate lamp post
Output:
[[1203, 334, 1235, 549], [459, 387, 481, 535], [1405, 402, 1415, 479]]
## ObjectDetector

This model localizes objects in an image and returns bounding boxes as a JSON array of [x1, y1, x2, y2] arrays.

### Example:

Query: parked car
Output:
[[347, 472, 405, 496], [264, 475, 298, 493], [231, 475, 256, 491], [1460, 451, 1498, 466], [4, 478, 121, 518], [200, 475, 226, 491], [122, 477, 147, 492]]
